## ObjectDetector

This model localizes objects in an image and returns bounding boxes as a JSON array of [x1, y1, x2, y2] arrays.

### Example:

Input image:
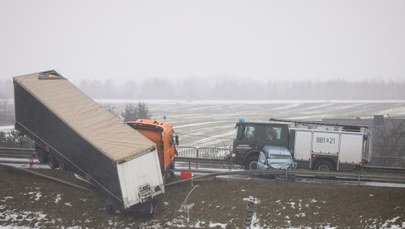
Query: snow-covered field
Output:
[[1, 100, 405, 228], [98, 100, 405, 148]]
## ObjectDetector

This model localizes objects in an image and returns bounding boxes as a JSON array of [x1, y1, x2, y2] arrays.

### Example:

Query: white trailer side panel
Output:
[[294, 130, 312, 160], [312, 132, 340, 154], [117, 150, 164, 209], [339, 133, 363, 163]]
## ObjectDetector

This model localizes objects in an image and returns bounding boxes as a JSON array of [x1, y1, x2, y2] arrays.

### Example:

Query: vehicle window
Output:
[[242, 125, 256, 140], [267, 127, 282, 140], [169, 132, 174, 146]]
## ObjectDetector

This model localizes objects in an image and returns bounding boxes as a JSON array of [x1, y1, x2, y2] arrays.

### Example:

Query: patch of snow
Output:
[[209, 222, 227, 228], [2, 196, 13, 202], [55, 194, 62, 204], [289, 202, 296, 209], [310, 198, 318, 203], [194, 220, 206, 227], [381, 216, 403, 229], [0, 125, 14, 131], [25, 191, 42, 201], [0, 209, 47, 224], [64, 202, 72, 207], [243, 196, 261, 204]]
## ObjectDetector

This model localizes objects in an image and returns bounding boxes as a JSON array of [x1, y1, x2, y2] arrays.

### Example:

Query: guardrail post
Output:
[[196, 148, 199, 170]]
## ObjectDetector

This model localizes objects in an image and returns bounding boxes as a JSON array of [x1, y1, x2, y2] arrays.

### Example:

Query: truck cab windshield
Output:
[[238, 124, 283, 141]]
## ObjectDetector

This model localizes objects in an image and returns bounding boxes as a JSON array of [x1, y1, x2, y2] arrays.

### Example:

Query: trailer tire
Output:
[[245, 157, 258, 170], [59, 160, 69, 171], [105, 198, 115, 215], [315, 160, 335, 172], [140, 200, 154, 217], [35, 145, 48, 164], [48, 155, 59, 169], [37, 149, 49, 164]]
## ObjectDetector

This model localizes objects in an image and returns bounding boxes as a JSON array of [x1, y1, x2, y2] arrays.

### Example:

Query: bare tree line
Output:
[[79, 78, 405, 100], [1, 78, 405, 100]]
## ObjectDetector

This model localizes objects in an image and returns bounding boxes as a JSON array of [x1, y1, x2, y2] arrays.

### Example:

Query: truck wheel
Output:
[[164, 170, 175, 184], [315, 160, 334, 172], [48, 155, 59, 169], [245, 157, 258, 170]]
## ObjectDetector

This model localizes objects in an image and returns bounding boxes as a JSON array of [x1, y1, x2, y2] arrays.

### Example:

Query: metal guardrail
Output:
[[0, 147, 34, 156], [175, 146, 242, 170], [0, 147, 39, 165], [1, 147, 405, 184]]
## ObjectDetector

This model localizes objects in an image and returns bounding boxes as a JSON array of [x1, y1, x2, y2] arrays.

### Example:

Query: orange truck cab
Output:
[[126, 119, 178, 178]]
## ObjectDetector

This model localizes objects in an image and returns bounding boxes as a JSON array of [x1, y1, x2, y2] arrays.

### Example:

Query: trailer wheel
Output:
[[145, 201, 154, 216], [47, 155, 59, 169], [245, 157, 258, 170], [105, 198, 115, 215], [35, 145, 48, 164], [315, 160, 335, 172], [139, 200, 154, 217], [58, 160, 69, 171]]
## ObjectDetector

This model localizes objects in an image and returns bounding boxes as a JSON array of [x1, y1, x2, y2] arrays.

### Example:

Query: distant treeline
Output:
[[79, 78, 405, 100], [1, 78, 405, 100]]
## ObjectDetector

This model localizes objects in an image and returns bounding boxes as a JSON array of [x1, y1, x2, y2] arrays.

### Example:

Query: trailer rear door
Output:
[[117, 150, 164, 208]]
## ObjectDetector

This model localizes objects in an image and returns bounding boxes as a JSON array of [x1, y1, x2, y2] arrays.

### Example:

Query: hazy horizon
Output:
[[1, 0, 405, 85]]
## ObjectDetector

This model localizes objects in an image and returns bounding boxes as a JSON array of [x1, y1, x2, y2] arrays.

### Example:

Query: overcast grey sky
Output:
[[1, 0, 404, 84]]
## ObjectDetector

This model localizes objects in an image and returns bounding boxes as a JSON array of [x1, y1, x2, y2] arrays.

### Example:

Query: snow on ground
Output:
[[0, 126, 13, 131]]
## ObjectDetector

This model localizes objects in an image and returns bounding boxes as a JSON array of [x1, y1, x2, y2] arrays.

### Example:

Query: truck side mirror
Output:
[[175, 135, 179, 145]]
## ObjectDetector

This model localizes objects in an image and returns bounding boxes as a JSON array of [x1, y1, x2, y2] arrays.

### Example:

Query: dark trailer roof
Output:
[[13, 72, 155, 163]]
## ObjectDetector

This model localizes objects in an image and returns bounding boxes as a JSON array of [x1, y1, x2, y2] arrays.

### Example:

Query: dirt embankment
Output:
[[1, 165, 405, 228]]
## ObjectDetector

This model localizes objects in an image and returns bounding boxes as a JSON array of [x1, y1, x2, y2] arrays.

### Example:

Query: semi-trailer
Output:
[[13, 70, 164, 215]]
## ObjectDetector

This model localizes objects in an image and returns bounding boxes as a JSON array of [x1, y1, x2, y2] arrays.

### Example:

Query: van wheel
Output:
[[245, 157, 258, 170], [315, 160, 335, 172]]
